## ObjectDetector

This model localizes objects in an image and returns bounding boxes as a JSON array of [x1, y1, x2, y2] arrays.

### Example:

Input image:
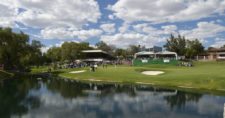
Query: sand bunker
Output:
[[69, 70, 86, 74], [141, 71, 164, 75]]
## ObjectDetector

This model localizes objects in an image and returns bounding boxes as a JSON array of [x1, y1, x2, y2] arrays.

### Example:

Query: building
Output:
[[81, 50, 116, 63], [208, 48, 225, 61], [148, 46, 163, 52], [140, 46, 163, 52], [133, 51, 178, 66]]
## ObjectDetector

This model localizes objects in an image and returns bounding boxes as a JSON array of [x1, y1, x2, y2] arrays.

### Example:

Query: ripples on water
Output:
[[0, 77, 225, 118]]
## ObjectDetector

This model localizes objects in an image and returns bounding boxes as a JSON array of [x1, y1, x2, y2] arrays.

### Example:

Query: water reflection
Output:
[[164, 91, 202, 109], [0, 77, 225, 118]]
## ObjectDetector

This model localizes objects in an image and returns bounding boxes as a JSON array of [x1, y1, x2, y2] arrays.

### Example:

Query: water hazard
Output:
[[0, 76, 224, 118]]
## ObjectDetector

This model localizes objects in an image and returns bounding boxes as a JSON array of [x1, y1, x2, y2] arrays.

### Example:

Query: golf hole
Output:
[[141, 71, 164, 75]]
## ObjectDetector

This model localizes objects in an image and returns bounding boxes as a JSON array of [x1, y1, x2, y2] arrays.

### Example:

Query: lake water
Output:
[[0, 76, 225, 118]]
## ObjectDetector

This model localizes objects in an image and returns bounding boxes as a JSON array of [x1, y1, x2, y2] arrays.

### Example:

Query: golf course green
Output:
[[30, 61, 225, 92]]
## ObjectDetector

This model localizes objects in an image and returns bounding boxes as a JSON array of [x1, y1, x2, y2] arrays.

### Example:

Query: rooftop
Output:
[[208, 48, 225, 52], [82, 50, 107, 54]]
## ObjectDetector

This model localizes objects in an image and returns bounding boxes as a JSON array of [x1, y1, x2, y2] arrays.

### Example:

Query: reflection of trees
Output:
[[0, 77, 40, 117], [114, 85, 136, 96], [164, 91, 202, 109], [46, 79, 138, 98], [99, 84, 136, 97], [46, 79, 88, 98]]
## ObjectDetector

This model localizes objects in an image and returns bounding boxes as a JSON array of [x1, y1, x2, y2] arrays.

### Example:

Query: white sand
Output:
[[141, 71, 164, 75], [69, 70, 86, 74]]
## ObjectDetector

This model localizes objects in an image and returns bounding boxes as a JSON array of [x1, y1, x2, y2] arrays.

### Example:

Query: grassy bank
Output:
[[0, 70, 13, 79], [32, 61, 225, 92]]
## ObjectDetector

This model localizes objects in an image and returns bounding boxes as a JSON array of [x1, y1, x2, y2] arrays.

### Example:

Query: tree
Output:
[[185, 39, 204, 58], [61, 42, 92, 61], [127, 45, 140, 55], [46, 47, 62, 62], [61, 42, 79, 61], [95, 41, 114, 54], [0, 28, 34, 70], [164, 34, 186, 56], [29, 40, 44, 67], [46, 42, 92, 62], [114, 48, 127, 58]]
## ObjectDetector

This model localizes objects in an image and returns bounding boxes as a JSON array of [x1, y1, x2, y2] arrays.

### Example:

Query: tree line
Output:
[[45, 41, 140, 63], [0, 27, 219, 71], [0, 28, 44, 71], [164, 34, 205, 59]]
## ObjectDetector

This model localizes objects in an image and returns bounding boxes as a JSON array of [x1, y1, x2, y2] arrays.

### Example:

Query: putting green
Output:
[[32, 61, 225, 92]]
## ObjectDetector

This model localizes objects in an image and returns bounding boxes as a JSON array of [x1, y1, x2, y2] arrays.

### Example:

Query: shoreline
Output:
[[0, 70, 14, 79], [58, 74, 225, 96]]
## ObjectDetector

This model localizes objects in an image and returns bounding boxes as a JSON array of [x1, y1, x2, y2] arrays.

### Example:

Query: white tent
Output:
[[156, 51, 178, 60], [134, 51, 178, 60], [134, 51, 155, 58]]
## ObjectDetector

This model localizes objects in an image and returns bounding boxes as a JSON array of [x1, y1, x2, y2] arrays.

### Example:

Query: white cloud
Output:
[[100, 23, 179, 48], [41, 27, 102, 40], [41, 46, 51, 53], [119, 22, 130, 33], [100, 21, 224, 48], [100, 23, 116, 34], [0, 0, 102, 42], [0, 4, 18, 27], [100, 32, 165, 48], [161, 25, 177, 34], [133, 23, 178, 36], [40, 41, 64, 53], [1, 0, 225, 48], [41, 27, 74, 40], [133, 23, 162, 36], [0, 0, 101, 29], [108, 14, 115, 20], [210, 38, 225, 47], [180, 21, 225, 39], [110, 0, 225, 23], [41, 41, 81, 53], [73, 29, 103, 40]]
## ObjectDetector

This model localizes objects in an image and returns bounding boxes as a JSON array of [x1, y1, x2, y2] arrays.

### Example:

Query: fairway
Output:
[[52, 61, 225, 91]]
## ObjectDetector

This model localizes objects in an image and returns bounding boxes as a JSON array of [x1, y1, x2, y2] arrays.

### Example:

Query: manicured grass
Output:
[[32, 61, 225, 92], [31, 66, 49, 74], [0, 70, 13, 79]]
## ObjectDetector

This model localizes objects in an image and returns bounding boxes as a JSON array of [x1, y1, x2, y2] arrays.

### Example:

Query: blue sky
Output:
[[0, 0, 225, 52]]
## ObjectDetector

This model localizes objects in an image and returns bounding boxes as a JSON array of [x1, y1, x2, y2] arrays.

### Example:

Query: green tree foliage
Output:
[[185, 39, 204, 58], [114, 48, 128, 58], [46, 47, 62, 62], [127, 45, 140, 55], [61, 42, 92, 61], [29, 40, 44, 67], [0, 28, 43, 70], [95, 41, 114, 54], [164, 34, 186, 56], [164, 34, 204, 58], [46, 42, 92, 62]]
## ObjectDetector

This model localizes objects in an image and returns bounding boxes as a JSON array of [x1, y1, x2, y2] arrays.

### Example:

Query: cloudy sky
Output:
[[1, 0, 225, 52]]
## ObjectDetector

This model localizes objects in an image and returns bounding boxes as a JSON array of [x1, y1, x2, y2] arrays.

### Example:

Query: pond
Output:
[[0, 76, 225, 118]]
